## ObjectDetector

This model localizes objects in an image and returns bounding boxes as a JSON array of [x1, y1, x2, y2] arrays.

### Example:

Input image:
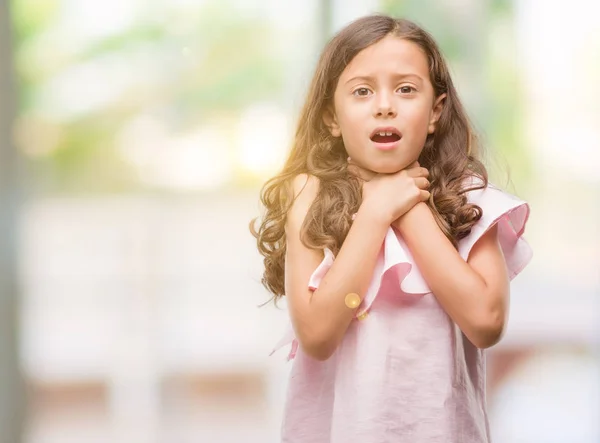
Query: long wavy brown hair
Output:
[[250, 15, 487, 302]]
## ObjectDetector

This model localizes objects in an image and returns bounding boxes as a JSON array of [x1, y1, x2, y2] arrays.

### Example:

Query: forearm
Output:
[[395, 203, 503, 347], [303, 205, 389, 359]]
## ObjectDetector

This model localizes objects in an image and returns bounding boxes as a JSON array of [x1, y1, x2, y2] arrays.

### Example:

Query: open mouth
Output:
[[370, 129, 402, 143]]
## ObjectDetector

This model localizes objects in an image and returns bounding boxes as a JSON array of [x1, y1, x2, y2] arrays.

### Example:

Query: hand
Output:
[[352, 158, 430, 225]]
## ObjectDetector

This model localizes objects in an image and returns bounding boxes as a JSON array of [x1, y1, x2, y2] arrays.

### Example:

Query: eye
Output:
[[352, 87, 372, 97], [398, 86, 416, 94]]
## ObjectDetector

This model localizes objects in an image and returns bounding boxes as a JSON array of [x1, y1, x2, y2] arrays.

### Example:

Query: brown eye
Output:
[[398, 86, 416, 94], [353, 87, 372, 97]]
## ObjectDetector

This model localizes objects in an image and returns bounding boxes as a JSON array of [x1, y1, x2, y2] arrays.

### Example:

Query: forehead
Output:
[[340, 35, 430, 82]]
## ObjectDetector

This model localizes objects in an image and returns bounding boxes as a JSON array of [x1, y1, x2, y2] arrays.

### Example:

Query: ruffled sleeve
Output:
[[270, 228, 431, 359], [458, 184, 532, 279]]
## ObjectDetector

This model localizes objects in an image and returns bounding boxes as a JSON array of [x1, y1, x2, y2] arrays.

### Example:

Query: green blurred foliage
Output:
[[11, 0, 60, 41], [11, 0, 284, 194]]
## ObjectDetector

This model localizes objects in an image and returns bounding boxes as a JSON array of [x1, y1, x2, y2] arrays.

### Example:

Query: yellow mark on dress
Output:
[[356, 311, 369, 321], [344, 292, 361, 309]]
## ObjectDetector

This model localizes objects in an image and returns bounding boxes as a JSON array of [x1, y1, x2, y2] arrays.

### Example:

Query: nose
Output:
[[374, 92, 397, 118]]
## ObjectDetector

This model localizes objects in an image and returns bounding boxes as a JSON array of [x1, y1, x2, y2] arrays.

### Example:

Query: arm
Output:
[[394, 202, 510, 349], [285, 174, 389, 361]]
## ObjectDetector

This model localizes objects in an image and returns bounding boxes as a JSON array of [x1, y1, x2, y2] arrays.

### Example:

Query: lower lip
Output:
[[372, 139, 401, 151]]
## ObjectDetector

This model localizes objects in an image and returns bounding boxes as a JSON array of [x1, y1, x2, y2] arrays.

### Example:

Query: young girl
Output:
[[251, 15, 532, 443]]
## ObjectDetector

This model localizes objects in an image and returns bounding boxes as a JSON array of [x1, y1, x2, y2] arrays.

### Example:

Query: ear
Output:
[[428, 93, 447, 134], [322, 105, 341, 137]]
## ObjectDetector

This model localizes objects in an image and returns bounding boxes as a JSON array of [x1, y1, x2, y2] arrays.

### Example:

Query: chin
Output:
[[372, 166, 400, 174], [369, 161, 409, 174]]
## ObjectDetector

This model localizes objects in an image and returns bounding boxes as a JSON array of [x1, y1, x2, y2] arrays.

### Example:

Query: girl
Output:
[[251, 15, 532, 443]]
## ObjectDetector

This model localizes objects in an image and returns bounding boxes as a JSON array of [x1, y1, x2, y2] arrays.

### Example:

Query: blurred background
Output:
[[0, 0, 599, 442]]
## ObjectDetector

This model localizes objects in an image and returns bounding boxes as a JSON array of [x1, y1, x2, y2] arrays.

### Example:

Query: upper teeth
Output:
[[378, 131, 392, 136]]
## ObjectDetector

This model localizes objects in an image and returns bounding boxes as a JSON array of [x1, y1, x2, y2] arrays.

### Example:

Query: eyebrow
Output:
[[345, 73, 425, 85]]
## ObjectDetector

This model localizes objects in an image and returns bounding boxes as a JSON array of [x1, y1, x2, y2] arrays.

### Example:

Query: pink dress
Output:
[[271, 184, 533, 443]]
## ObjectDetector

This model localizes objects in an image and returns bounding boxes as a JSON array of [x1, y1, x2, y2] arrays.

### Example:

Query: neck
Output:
[[348, 163, 377, 181]]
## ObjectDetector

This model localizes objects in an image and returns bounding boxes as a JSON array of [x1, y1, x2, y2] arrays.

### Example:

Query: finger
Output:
[[406, 167, 429, 178], [414, 177, 430, 189], [420, 190, 431, 202]]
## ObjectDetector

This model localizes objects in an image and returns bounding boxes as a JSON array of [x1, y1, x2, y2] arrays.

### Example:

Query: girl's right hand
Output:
[[359, 161, 430, 225]]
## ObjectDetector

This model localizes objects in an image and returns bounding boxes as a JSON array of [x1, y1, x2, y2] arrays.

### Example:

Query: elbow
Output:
[[303, 337, 337, 361], [467, 309, 506, 350], [470, 326, 503, 349], [305, 344, 336, 361], [297, 330, 338, 361]]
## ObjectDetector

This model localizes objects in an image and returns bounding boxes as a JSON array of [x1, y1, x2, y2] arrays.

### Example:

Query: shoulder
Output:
[[290, 173, 320, 200], [286, 174, 320, 232], [463, 179, 528, 215]]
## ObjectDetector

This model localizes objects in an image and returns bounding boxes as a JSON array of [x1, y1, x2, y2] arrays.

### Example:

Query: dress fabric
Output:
[[272, 183, 533, 443]]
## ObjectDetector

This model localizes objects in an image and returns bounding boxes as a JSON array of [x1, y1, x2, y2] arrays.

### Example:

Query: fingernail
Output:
[[347, 157, 351, 162]]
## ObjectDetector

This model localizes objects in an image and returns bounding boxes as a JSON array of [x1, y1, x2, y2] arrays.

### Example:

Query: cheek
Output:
[[339, 128, 364, 160], [336, 104, 361, 127], [404, 106, 432, 135], [337, 109, 364, 144]]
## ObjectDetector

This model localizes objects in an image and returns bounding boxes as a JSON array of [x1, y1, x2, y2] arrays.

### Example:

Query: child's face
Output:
[[325, 35, 445, 174]]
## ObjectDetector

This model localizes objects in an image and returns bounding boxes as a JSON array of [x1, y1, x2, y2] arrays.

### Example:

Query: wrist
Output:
[[394, 202, 430, 233], [356, 201, 393, 227]]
